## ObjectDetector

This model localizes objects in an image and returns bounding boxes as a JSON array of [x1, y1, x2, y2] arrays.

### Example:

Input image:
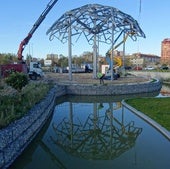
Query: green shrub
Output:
[[0, 82, 52, 129], [5, 72, 28, 91]]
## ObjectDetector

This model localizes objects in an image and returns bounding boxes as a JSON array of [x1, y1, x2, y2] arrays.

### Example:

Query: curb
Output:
[[121, 100, 170, 141]]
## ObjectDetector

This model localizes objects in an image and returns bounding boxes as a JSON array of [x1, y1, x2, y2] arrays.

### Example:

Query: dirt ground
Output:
[[44, 72, 149, 85]]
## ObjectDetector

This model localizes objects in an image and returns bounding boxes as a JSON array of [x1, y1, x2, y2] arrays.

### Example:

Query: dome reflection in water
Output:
[[10, 93, 170, 169]]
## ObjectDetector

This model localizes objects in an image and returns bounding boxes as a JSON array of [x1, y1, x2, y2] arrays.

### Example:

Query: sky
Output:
[[0, 0, 170, 59]]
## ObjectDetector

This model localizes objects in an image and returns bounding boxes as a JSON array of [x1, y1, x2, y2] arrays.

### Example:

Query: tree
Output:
[[80, 51, 93, 62], [0, 53, 18, 64], [72, 56, 84, 66], [58, 56, 68, 68]]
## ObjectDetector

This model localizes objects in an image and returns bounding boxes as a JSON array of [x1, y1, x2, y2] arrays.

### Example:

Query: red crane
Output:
[[17, 0, 59, 60]]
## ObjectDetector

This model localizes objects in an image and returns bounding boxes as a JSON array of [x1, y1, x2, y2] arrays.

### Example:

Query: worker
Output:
[[97, 72, 105, 84]]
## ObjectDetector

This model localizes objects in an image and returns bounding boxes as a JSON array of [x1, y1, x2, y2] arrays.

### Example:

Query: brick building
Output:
[[136, 53, 160, 63], [128, 53, 160, 67], [161, 38, 170, 64]]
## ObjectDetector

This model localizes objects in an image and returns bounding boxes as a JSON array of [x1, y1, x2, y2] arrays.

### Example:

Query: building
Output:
[[129, 53, 160, 67], [137, 53, 160, 63], [161, 38, 170, 65], [46, 54, 59, 62]]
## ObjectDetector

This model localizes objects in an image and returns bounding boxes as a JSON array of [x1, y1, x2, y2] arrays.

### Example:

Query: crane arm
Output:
[[106, 31, 135, 69], [17, 0, 59, 60], [106, 32, 131, 57], [113, 33, 129, 50]]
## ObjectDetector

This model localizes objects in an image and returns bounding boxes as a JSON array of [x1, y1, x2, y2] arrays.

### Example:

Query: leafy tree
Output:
[[80, 51, 93, 62], [58, 56, 68, 67], [72, 56, 84, 66], [0, 53, 18, 64]]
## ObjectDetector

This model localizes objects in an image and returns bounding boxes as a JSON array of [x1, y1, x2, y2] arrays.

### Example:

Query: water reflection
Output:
[[51, 100, 142, 160], [10, 91, 169, 169]]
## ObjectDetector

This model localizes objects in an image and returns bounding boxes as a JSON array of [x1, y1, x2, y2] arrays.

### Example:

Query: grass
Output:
[[125, 97, 170, 131], [0, 81, 53, 129]]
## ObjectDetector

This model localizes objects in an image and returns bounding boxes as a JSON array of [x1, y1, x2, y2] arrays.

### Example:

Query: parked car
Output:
[[160, 66, 169, 70], [62, 68, 69, 73], [124, 66, 132, 70], [133, 66, 142, 70], [144, 66, 154, 70]]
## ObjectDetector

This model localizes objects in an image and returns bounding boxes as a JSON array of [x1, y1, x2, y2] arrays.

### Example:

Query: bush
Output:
[[0, 82, 52, 129], [5, 72, 28, 91]]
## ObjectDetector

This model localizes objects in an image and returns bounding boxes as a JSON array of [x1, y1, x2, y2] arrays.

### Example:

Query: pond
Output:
[[9, 90, 170, 169]]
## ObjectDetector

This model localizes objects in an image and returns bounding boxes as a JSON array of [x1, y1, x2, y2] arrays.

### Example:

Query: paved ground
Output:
[[44, 72, 149, 85], [131, 71, 170, 81]]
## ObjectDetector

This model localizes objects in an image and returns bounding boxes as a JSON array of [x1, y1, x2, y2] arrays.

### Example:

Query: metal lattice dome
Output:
[[46, 3, 145, 44], [46, 4, 145, 79]]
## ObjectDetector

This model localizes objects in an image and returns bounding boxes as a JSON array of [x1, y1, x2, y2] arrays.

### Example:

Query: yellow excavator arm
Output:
[[114, 57, 122, 67], [106, 31, 135, 67], [113, 33, 129, 50]]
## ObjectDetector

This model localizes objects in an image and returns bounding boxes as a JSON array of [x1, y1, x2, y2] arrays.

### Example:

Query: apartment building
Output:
[[161, 38, 170, 64]]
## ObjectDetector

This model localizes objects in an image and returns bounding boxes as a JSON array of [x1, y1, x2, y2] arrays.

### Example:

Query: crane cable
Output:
[[137, 0, 142, 56], [138, 0, 142, 24]]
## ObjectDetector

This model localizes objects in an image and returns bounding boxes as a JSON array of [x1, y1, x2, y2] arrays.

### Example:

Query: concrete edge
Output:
[[121, 100, 170, 141], [60, 78, 162, 95]]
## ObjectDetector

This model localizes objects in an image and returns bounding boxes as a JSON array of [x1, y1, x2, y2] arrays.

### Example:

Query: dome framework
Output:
[[47, 4, 145, 79]]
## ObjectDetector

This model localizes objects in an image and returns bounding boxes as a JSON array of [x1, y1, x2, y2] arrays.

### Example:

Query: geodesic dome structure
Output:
[[46, 4, 145, 79]]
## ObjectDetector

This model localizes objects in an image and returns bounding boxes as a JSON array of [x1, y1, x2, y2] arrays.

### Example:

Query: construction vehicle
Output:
[[0, 0, 58, 80], [104, 31, 134, 79], [0, 61, 43, 80]]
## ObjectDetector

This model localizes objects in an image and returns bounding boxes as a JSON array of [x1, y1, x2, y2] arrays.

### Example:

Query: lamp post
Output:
[[111, 23, 114, 81], [68, 17, 72, 81]]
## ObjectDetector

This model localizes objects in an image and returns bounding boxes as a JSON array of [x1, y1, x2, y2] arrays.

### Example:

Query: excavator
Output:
[[1, 0, 59, 80], [105, 31, 135, 79]]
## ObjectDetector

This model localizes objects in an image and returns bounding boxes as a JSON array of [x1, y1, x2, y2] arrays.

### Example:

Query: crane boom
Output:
[[17, 0, 59, 60]]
